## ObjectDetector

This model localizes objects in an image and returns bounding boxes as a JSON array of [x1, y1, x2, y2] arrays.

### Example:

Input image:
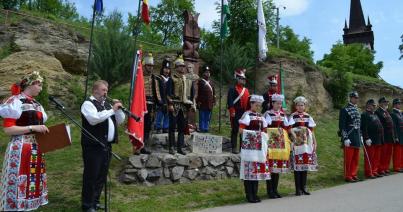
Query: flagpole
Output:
[[83, 0, 98, 100], [218, 0, 224, 133], [129, 0, 143, 110]]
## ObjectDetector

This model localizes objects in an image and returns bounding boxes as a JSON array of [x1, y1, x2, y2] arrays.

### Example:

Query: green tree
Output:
[[325, 69, 353, 109], [279, 26, 314, 62], [318, 42, 383, 78], [90, 10, 135, 88], [1, 0, 19, 9]]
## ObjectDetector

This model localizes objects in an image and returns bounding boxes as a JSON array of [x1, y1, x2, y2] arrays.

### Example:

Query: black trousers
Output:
[[230, 110, 244, 152], [144, 103, 154, 142], [81, 145, 111, 210], [169, 109, 187, 150]]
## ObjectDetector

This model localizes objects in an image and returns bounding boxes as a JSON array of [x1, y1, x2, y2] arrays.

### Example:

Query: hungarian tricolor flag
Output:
[[126, 51, 147, 150], [142, 0, 150, 25]]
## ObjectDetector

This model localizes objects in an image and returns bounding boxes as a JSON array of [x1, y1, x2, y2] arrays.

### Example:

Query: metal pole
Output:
[[128, 0, 143, 109], [276, 7, 280, 49], [219, 0, 224, 133], [83, 0, 97, 101]]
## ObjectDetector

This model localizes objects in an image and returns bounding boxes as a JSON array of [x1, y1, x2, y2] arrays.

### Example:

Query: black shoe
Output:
[[301, 189, 311, 195], [95, 203, 105, 210], [177, 149, 186, 155], [162, 129, 169, 133], [169, 148, 175, 155], [274, 191, 282, 198], [140, 148, 151, 154], [295, 190, 302, 196], [83, 208, 96, 212]]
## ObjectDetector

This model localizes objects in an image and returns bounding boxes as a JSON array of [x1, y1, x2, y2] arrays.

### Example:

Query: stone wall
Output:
[[119, 152, 240, 186]]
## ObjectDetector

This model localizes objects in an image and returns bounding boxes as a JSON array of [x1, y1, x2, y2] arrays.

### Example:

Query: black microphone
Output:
[[49, 96, 65, 109]]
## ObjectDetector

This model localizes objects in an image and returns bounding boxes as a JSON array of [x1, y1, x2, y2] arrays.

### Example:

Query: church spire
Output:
[[349, 0, 366, 31]]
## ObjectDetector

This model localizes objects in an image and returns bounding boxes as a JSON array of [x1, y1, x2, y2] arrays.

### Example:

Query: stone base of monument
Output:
[[119, 133, 240, 186]]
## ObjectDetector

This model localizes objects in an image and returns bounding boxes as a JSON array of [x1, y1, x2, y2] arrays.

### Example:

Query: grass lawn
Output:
[[0, 105, 360, 211]]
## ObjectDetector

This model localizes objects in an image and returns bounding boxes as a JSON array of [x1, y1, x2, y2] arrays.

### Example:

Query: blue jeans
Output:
[[199, 109, 212, 132], [154, 110, 169, 130]]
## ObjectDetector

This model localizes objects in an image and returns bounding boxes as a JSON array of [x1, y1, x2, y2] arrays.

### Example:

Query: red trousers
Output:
[[364, 145, 382, 177], [393, 144, 403, 171], [380, 143, 394, 173], [344, 147, 360, 180]]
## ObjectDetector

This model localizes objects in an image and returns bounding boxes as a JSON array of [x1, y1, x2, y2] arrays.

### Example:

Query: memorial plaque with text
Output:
[[192, 133, 223, 154]]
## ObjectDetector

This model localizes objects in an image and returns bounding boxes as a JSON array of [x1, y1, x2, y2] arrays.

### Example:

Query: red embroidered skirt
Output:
[[0, 134, 48, 211]]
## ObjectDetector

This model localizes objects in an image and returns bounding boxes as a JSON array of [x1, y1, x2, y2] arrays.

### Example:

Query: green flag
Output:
[[221, 0, 230, 38]]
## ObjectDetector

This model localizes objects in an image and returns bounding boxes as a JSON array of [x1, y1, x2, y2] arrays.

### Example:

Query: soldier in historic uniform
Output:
[[185, 62, 199, 130], [141, 53, 159, 154], [262, 75, 279, 112], [391, 98, 403, 172], [375, 97, 396, 175], [166, 55, 193, 155], [361, 99, 384, 178], [227, 68, 250, 154], [339, 91, 362, 182], [195, 65, 216, 133], [154, 59, 172, 134]]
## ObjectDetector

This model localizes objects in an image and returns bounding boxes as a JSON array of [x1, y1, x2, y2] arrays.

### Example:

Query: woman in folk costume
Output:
[[239, 95, 269, 203], [263, 94, 291, 199], [288, 96, 318, 196], [0, 71, 50, 211]]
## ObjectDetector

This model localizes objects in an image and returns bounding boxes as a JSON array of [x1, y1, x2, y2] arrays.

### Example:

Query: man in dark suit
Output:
[[195, 65, 216, 133], [81, 80, 125, 212]]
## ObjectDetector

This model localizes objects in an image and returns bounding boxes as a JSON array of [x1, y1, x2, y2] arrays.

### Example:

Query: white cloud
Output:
[[195, 0, 219, 30], [273, 0, 310, 17]]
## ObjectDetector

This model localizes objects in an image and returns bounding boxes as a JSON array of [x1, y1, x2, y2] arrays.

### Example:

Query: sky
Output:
[[71, 0, 403, 87]]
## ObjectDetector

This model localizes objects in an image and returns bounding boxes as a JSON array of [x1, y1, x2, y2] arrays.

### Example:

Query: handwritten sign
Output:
[[192, 133, 223, 154]]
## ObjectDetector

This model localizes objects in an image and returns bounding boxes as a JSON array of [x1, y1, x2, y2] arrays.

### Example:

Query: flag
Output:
[[257, 0, 267, 61], [126, 51, 148, 150], [142, 0, 151, 25], [221, 0, 230, 38], [94, 0, 103, 14]]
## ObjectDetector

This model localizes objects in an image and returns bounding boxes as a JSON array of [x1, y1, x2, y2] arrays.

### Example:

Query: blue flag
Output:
[[94, 0, 103, 14]]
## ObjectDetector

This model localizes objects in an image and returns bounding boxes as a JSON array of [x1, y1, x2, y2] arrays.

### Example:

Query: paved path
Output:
[[201, 173, 403, 212]]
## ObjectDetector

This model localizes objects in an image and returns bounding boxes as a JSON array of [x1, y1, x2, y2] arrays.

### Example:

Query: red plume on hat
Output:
[[267, 74, 278, 85], [11, 83, 21, 95], [234, 68, 246, 79]]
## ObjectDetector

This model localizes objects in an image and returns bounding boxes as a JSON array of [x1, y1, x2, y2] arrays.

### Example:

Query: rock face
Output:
[[0, 51, 82, 106], [255, 58, 333, 114], [120, 152, 240, 186], [354, 80, 403, 109], [8, 19, 88, 74]]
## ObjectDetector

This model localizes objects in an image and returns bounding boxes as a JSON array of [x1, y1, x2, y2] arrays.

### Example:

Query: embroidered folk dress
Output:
[[288, 112, 318, 172], [264, 109, 292, 173], [239, 110, 271, 180], [0, 94, 48, 211]]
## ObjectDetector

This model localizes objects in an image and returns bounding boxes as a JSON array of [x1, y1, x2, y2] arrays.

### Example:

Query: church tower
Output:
[[343, 0, 374, 50]]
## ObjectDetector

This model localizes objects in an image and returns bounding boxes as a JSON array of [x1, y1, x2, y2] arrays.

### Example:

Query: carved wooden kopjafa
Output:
[[183, 10, 200, 72]]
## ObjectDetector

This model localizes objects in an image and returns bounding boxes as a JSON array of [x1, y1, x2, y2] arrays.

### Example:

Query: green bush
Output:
[[36, 77, 49, 109], [325, 69, 352, 109]]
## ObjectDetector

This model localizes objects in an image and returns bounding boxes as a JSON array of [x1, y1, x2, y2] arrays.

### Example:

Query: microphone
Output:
[[49, 96, 65, 109]]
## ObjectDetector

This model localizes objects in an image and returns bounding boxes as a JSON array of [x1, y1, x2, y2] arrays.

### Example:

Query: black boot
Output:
[[272, 173, 282, 198], [301, 171, 310, 195], [294, 172, 302, 196], [244, 181, 259, 203], [231, 131, 239, 154], [251, 181, 261, 202], [266, 180, 277, 199], [177, 132, 186, 155], [168, 131, 175, 155]]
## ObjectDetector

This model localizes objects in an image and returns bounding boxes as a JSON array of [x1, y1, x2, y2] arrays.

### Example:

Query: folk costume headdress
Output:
[[11, 71, 43, 95], [271, 94, 284, 102], [293, 96, 308, 105]]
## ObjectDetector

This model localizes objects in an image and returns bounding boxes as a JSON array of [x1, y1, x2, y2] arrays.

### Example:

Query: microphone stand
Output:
[[50, 103, 121, 212]]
